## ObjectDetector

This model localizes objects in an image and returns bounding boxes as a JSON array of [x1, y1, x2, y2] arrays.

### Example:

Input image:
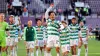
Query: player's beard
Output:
[[0, 19, 3, 22], [51, 18, 55, 21], [10, 21, 14, 24]]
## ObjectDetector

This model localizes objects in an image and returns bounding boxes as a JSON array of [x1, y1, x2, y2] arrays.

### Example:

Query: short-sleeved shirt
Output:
[[60, 27, 70, 45], [79, 26, 88, 38], [47, 19, 61, 36], [69, 24, 79, 40], [23, 27, 36, 41], [8, 23, 19, 38], [0, 22, 8, 40], [43, 27, 48, 38], [35, 26, 44, 40]]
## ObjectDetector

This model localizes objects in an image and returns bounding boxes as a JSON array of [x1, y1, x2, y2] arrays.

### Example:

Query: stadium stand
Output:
[[0, 0, 6, 13], [0, 0, 97, 28]]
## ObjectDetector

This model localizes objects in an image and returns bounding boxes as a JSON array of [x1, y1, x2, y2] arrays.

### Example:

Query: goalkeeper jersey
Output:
[[0, 22, 8, 40]]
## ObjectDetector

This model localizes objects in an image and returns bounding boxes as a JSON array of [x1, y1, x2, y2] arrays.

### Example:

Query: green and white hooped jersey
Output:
[[47, 19, 60, 36], [69, 24, 79, 40], [60, 27, 70, 45], [79, 26, 88, 38], [35, 26, 44, 40], [15, 26, 20, 38], [8, 24, 19, 38], [43, 27, 48, 38]]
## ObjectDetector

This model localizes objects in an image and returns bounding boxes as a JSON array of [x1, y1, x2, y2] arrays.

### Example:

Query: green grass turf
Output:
[[17, 39, 100, 56]]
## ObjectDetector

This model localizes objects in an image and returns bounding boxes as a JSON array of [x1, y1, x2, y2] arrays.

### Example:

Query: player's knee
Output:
[[5, 47, 7, 50], [62, 52, 66, 56], [14, 43, 17, 47], [29, 48, 34, 52], [63, 52, 68, 56], [65, 53, 68, 56], [74, 47, 76, 50], [35, 46, 38, 50], [62, 53, 65, 56], [27, 49, 29, 52], [71, 46, 74, 50], [40, 47, 43, 50], [84, 44, 87, 48], [1, 47, 5, 52], [56, 47, 60, 53], [71, 46, 74, 54], [44, 45, 46, 48], [46, 47, 51, 53], [10, 46, 13, 50], [65, 51, 69, 54], [0, 46, 1, 50], [74, 45, 77, 48], [78, 44, 82, 48], [78, 46, 81, 48]]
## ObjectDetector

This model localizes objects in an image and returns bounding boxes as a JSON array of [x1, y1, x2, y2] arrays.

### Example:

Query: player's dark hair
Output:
[[0, 12, 4, 14], [28, 20, 32, 21], [61, 21, 67, 24], [36, 18, 41, 22], [48, 11, 55, 16], [79, 20, 84, 23], [72, 17, 76, 20]]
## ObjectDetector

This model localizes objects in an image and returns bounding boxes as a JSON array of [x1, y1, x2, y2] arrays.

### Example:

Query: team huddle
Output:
[[0, 4, 89, 56]]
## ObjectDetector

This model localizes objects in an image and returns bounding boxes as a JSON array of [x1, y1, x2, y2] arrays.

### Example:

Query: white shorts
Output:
[[26, 41, 34, 49], [61, 44, 70, 53], [47, 36, 60, 48], [35, 40, 44, 47], [44, 38, 47, 45], [6, 38, 16, 46], [70, 39, 78, 46], [79, 38, 88, 44], [14, 38, 18, 43]]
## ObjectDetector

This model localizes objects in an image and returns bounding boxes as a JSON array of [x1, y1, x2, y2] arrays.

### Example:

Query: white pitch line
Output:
[[80, 53, 100, 54]]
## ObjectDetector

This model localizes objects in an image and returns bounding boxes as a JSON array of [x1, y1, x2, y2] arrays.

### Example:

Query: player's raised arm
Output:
[[45, 3, 54, 20], [42, 15, 45, 25], [6, 23, 10, 37], [58, 21, 64, 30], [86, 27, 89, 41], [18, 17, 21, 26]]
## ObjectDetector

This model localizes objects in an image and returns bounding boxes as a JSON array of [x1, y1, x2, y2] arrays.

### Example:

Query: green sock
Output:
[[2, 52, 6, 56]]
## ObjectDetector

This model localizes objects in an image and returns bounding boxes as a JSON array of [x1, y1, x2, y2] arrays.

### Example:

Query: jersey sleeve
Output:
[[57, 21, 64, 30], [43, 27, 46, 39], [23, 27, 27, 41], [14, 25, 20, 31], [67, 26, 73, 32], [78, 31, 82, 37], [16, 25, 20, 31], [5, 23, 9, 31], [86, 26, 88, 30], [45, 7, 53, 22], [86, 26, 89, 36], [68, 32, 71, 39]]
